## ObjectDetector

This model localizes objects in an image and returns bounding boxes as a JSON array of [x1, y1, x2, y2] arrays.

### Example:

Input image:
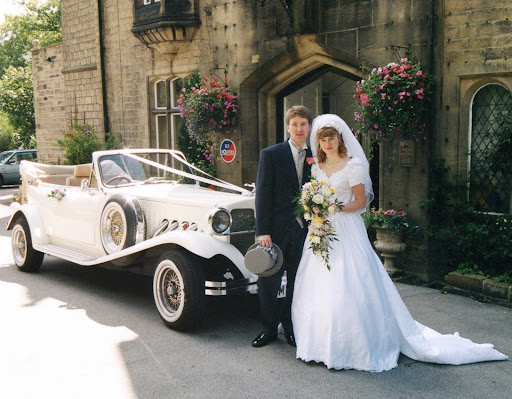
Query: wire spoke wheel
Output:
[[12, 224, 27, 265], [11, 217, 43, 272], [153, 250, 205, 331]]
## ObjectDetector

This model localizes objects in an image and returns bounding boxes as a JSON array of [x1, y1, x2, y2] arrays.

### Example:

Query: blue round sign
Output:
[[220, 139, 236, 163]]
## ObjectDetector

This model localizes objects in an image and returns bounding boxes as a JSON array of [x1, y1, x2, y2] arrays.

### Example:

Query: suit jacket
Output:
[[255, 140, 312, 246]]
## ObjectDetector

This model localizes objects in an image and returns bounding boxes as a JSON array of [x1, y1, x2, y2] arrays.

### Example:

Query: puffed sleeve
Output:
[[311, 162, 319, 180], [347, 157, 365, 187]]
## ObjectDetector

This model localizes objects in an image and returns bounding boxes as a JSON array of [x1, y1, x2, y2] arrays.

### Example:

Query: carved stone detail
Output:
[[373, 226, 406, 274]]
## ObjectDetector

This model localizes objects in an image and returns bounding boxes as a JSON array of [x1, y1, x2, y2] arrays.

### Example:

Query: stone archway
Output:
[[239, 34, 364, 184]]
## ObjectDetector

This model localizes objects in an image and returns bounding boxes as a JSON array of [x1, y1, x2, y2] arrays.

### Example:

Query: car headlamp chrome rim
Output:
[[208, 208, 231, 234]]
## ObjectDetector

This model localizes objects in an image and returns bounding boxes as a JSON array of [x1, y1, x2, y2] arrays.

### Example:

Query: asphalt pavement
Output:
[[0, 186, 510, 399]]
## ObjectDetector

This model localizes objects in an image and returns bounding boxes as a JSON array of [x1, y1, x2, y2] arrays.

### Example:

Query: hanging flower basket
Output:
[[354, 57, 434, 143], [177, 77, 239, 144]]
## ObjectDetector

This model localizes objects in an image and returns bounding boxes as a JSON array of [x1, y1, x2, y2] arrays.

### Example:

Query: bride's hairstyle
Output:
[[311, 114, 374, 211], [316, 127, 347, 164]]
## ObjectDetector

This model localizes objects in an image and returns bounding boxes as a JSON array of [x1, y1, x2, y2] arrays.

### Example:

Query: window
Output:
[[150, 77, 184, 151], [468, 84, 512, 213]]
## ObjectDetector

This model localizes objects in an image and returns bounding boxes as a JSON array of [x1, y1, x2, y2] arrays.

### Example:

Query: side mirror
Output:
[[80, 179, 90, 191]]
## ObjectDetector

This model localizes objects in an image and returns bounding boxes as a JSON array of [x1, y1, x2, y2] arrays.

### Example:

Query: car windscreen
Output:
[[0, 151, 14, 163], [99, 152, 197, 186]]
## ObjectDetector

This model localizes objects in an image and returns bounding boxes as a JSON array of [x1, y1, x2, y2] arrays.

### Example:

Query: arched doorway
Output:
[[239, 35, 379, 203]]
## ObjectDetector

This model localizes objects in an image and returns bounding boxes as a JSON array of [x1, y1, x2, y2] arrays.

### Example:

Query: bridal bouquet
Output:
[[297, 180, 344, 270]]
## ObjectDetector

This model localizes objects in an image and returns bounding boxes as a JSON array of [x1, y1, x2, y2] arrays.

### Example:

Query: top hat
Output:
[[244, 243, 284, 277]]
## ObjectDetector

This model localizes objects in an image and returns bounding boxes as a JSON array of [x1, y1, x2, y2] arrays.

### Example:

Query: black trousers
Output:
[[257, 222, 307, 335]]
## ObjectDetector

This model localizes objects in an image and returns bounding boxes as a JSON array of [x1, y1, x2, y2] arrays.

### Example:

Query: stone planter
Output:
[[373, 225, 406, 273]]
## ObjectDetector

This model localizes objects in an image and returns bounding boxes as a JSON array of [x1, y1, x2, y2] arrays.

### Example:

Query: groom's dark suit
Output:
[[255, 140, 312, 336]]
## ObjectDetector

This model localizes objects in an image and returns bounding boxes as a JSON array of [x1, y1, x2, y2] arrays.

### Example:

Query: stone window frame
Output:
[[149, 76, 183, 151], [466, 81, 512, 214]]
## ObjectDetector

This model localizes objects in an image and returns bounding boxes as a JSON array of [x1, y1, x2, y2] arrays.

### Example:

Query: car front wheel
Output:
[[153, 250, 205, 331], [11, 217, 44, 272]]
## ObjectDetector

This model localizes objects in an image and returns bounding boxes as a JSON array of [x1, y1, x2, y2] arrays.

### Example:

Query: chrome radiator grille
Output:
[[230, 208, 255, 255]]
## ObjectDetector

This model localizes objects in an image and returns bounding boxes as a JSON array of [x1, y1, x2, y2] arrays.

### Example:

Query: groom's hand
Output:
[[258, 235, 273, 248]]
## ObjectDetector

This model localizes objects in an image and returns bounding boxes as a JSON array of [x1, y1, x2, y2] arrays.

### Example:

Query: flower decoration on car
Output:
[[354, 57, 434, 143], [47, 188, 66, 201], [177, 76, 239, 144], [297, 179, 344, 270]]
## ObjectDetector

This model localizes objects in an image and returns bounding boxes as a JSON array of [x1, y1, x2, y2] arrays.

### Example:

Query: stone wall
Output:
[[32, 43, 67, 163], [61, 0, 105, 153], [435, 0, 512, 176]]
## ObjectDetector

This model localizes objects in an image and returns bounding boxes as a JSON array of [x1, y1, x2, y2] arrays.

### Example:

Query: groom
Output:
[[252, 105, 313, 348]]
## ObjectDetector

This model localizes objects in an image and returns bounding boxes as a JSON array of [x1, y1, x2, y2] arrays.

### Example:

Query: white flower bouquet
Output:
[[297, 179, 344, 270]]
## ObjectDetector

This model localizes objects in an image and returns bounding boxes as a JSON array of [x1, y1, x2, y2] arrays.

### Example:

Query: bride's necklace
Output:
[[325, 156, 341, 169]]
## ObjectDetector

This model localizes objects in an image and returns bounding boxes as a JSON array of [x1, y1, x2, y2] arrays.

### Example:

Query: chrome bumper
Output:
[[205, 277, 258, 296]]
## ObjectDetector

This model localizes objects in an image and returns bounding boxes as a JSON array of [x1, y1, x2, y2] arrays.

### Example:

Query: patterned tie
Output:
[[297, 148, 306, 184], [291, 141, 306, 229], [291, 140, 306, 184]]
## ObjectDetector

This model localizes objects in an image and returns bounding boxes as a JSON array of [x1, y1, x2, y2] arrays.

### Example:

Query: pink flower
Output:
[[306, 157, 314, 165]]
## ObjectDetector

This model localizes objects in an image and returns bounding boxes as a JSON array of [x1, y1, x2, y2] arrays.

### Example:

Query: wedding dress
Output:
[[292, 159, 508, 372]]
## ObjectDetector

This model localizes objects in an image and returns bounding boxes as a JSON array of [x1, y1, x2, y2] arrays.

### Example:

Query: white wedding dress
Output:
[[292, 158, 508, 372]]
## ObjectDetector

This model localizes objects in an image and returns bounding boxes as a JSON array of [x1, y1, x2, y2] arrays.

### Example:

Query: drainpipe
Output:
[[97, 0, 110, 136]]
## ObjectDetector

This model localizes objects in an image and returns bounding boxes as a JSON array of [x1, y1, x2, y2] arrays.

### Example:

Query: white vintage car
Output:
[[8, 149, 257, 330]]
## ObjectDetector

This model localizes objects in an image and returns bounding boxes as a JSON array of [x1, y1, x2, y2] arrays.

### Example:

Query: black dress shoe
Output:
[[252, 332, 277, 348], [284, 332, 296, 347]]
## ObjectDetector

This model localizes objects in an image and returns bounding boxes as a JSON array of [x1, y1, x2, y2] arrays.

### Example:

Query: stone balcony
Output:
[[131, 0, 201, 62]]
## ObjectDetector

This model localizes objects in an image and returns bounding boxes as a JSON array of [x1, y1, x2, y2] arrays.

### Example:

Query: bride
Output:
[[291, 114, 508, 372]]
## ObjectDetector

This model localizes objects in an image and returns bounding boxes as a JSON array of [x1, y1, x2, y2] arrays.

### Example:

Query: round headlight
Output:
[[209, 208, 231, 234]]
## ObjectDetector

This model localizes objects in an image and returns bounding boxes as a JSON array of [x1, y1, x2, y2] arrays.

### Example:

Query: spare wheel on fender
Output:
[[100, 194, 146, 254]]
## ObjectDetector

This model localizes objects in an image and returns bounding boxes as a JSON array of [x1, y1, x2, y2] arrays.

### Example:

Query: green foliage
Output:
[[105, 131, 123, 150], [354, 56, 434, 143], [455, 263, 484, 276], [0, 0, 61, 75], [0, 112, 15, 151], [491, 272, 512, 284], [0, 65, 34, 147], [423, 159, 512, 278], [176, 71, 216, 177], [57, 124, 103, 164], [0, 1, 61, 148]]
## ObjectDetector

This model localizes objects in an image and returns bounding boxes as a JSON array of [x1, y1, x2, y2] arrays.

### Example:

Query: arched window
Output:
[[468, 84, 512, 213]]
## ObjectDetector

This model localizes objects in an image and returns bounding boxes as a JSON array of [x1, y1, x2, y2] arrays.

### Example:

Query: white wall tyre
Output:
[[153, 250, 205, 331], [11, 217, 44, 272], [100, 195, 146, 254]]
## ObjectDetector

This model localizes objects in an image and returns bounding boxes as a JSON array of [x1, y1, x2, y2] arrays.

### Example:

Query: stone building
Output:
[[30, 0, 512, 280]]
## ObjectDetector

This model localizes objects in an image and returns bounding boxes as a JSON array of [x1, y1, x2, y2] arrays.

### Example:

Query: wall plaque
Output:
[[399, 140, 415, 167]]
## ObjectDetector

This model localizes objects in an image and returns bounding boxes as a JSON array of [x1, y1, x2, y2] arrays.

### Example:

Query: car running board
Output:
[[36, 243, 98, 264]]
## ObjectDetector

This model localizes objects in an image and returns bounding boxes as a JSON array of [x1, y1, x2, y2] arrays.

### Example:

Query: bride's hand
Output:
[[258, 235, 273, 248]]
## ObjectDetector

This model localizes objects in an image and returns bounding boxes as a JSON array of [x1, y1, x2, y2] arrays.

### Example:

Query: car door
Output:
[[39, 180, 108, 252], [1, 152, 19, 184]]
